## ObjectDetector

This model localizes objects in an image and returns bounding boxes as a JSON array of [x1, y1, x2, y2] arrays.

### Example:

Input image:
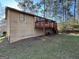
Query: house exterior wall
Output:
[[7, 10, 44, 43]]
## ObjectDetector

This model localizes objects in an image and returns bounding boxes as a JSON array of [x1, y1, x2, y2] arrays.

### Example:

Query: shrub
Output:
[[2, 31, 7, 37], [58, 23, 67, 33], [71, 24, 79, 28]]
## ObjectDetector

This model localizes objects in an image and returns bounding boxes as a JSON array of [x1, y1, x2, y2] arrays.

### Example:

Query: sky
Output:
[[0, 0, 40, 20], [0, 0, 40, 9], [0, 0, 18, 8], [0, 0, 18, 20], [0, 0, 77, 23]]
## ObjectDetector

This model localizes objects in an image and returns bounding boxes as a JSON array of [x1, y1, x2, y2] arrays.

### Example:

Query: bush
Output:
[[2, 31, 7, 37], [58, 23, 67, 33], [71, 24, 79, 28]]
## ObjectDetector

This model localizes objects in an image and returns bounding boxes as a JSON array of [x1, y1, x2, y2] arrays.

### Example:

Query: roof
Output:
[[5, 7, 55, 22]]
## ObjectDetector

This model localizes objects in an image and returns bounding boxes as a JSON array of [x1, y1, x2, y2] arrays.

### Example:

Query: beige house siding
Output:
[[7, 9, 44, 43]]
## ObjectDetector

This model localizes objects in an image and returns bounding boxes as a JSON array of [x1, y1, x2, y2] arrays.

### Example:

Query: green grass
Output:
[[0, 36, 5, 43], [0, 34, 79, 59]]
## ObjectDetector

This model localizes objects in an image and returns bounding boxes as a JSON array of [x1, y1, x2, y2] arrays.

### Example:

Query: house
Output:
[[6, 7, 57, 43]]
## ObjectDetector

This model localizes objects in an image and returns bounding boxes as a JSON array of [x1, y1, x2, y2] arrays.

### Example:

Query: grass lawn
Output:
[[0, 34, 79, 59], [0, 36, 5, 43]]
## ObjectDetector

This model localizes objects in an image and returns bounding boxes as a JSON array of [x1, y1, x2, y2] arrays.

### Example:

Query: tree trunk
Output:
[[76, 0, 78, 23], [74, 0, 76, 22]]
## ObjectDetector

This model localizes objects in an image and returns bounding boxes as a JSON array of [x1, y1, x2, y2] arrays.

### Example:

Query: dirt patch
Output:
[[0, 38, 9, 48], [0, 55, 9, 59], [68, 33, 79, 36]]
